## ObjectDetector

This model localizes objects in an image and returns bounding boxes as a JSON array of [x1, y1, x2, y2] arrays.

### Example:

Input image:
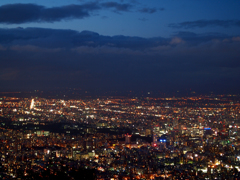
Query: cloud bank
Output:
[[0, 28, 240, 94], [0, 2, 161, 24], [169, 19, 240, 29]]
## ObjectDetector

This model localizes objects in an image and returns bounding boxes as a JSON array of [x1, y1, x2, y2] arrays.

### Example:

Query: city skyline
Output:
[[0, 0, 240, 94]]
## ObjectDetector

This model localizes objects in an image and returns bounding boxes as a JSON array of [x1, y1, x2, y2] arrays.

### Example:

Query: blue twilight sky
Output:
[[0, 0, 239, 37], [0, 0, 240, 95]]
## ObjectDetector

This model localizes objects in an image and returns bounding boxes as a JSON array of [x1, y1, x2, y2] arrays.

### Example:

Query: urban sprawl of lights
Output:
[[0, 95, 240, 179]]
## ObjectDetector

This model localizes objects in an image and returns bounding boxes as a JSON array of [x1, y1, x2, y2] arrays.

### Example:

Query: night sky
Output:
[[0, 0, 240, 95]]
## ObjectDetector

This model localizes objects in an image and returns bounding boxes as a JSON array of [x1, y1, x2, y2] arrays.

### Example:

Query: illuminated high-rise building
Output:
[[30, 99, 35, 109], [153, 126, 160, 146]]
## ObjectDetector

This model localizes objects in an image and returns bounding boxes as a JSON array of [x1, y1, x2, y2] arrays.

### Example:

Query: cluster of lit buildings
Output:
[[0, 94, 240, 179]]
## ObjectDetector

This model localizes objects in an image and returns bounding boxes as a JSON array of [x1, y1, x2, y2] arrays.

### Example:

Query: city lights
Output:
[[0, 94, 240, 179]]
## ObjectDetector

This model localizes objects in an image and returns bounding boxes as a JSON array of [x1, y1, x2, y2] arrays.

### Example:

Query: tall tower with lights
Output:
[[30, 99, 35, 109]]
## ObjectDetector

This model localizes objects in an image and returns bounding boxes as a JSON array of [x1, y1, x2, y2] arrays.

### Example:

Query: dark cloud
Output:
[[0, 27, 169, 50], [0, 3, 100, 24], [0, 4, 43, 24], [101, 2, 132, 12], [139, 8, 157, 14], [169, 19, 240, 29], [0, 27, 239, 94], [138, 7, 164, 13], [40, 5, 92, 22], [0, 2, 163, 24]]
